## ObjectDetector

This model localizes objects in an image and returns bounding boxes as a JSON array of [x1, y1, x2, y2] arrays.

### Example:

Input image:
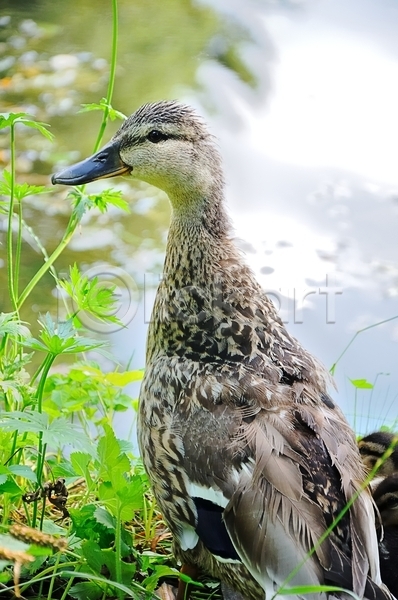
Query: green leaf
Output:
[[24, 314, 107, 355], [68, 187, 129, 220], [8, 465, 37, 483], [0, 478, 22, 495], [61, 571, 145, 598], [0, 113, 26, 129], [0, 411, 95, 454], [349, 378, 374, 390], [0, 170, 52, 201], [41, 520, 68, 535], [93, 507, 116, 530], [96, 424, 131, 484], [60, 265, 124, 327], [142, 564, 181, 592], [80, 539, 108, 575], [68, 582, 104, 600], [0, 113, 53, 140], [70, 452, 93, 486], [0, 312, 30, 339], [278, 585, 360, 600], [89, 189, 130, 214], [79, 98, 127, 122], [69, 505, 114, 548], [104, 370, 144, 386]]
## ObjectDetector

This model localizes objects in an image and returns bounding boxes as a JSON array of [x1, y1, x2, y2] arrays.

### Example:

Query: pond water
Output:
[[1, 0, 397, 439]]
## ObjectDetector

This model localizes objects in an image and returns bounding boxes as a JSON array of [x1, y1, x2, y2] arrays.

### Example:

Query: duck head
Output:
[[51, 101, 224, 219]]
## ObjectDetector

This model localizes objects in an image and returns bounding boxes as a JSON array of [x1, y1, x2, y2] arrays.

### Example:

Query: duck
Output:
[[358, 432, 398, 478], [372, 474, 398, 597], [52, 101, 393, 600]]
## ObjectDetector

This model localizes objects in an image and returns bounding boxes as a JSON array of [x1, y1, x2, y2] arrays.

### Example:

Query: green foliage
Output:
[[69, 187, 130, 219], [80, 98, 127, 121], [0, 169, 52, 206], [0, 6, 175, 597], [60, 264, 124, 328], [0, 113, 54, 141], [24, 314, 107, 356], [349, 378, 374, 390]]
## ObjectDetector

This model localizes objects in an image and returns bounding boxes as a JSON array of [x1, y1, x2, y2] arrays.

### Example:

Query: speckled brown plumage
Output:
[[52, 101, 393, 600]]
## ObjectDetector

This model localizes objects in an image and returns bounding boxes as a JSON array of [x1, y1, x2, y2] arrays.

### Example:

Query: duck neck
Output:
[[163, 188, 237, 287], [146, 189, 265, 363]]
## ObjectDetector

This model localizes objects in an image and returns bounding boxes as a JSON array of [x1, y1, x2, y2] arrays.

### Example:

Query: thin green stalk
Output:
[[22, 499, 32, 527], [115, 508, 123, 600], [14, 197, 23, 300], [39, 491, 47, 531], [330, 314, 398, 374], [93, 0, 118, 153], [47, 550, 61, 600], [17, 214, 77, 309], [35, 353, 56, 414], [32, 353, 56, 527], [59, 574, 75, 600], [7, 123, 17, 313], [8, 430, 20, 465], [17, 562, 78, 596], [144, 495, 155, 541]]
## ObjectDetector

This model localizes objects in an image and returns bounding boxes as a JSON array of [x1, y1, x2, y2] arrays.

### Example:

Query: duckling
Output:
[[372, 474, 398, 597], [52, 101, 393, 600], [358, 432, 398, 477]]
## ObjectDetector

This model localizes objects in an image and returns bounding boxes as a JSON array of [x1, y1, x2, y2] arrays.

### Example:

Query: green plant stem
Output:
[[17, 562, 78, 596], [14, 197, 23, 300], [115, 508, 123, 600], [47, 550, 61, 600], [7, 123, 18, 313], [144, 495, 155, 541], [17, 215, 78, 310], [92, 0, 118, 153], [22, 499, 32, 527], [36, 353, 56, 414], [32, 353, 56, 527], [330, 314, 398, 374], [8, 430, 19, 465], [39, 492, 47, 530], [59, 574, 75, 600]]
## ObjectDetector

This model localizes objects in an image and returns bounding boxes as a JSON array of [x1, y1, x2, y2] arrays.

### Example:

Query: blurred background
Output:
[[1, 0, 397, 436]]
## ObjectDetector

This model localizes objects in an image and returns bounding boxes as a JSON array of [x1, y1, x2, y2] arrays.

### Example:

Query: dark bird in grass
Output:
[[52, 101, 393, 600], [372, 474, 398, 598], [358, 432, 398, 478]]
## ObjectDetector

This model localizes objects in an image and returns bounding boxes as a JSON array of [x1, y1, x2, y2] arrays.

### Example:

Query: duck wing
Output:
[[176, 370, 389, 600]]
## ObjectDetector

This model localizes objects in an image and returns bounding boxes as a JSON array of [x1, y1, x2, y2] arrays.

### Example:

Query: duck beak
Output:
[[51, 141, 130, 186]]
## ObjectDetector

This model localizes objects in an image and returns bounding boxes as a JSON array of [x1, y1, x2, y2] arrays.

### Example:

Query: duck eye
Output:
[[147, 130, 168, 143]]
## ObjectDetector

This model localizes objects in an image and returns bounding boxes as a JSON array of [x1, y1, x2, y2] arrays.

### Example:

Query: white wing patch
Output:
[[187, 481, 229, 508], [179, 524, 199, 551]]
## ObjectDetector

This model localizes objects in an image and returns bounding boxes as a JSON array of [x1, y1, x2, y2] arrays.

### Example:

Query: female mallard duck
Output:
[[52, 101, 392, 600], [358, 432, 398, 477], [372, 474, 398, 597]]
